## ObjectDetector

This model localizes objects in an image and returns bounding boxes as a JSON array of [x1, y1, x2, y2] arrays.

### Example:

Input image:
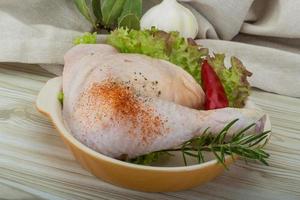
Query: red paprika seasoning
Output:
[[201, 60, 229, 110]]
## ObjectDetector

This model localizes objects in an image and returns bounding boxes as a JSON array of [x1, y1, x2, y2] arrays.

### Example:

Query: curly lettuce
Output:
[[73, 32, 97, 45], [208, 54, 252, 108], [107, 28, 208, 83]]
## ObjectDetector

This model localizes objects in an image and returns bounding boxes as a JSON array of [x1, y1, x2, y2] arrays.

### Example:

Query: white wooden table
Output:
[[0, 63, 299, 200]]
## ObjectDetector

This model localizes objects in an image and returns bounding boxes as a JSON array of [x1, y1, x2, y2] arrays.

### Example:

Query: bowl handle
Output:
[[36, 77, 62, 116]]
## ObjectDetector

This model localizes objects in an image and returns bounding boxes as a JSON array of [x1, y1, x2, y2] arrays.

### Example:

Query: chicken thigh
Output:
[[63, 44, 266, 159]]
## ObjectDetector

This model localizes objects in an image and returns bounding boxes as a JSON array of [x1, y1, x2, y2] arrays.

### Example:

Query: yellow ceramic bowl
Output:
[[36, 77, 271, 192]]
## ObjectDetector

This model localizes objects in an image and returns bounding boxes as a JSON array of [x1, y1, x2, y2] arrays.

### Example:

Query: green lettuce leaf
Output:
[[107, 28, 168, 58], [208, 54, 252, 108], [73, 32, 97, 45], [107, 28, 208, 83]]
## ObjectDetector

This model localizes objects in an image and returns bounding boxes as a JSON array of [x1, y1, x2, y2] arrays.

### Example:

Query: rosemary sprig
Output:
[[129, 119, 271, 167]]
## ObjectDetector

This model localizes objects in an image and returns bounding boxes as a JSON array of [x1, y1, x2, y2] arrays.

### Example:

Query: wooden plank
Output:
[[0, 63, 299, 200]]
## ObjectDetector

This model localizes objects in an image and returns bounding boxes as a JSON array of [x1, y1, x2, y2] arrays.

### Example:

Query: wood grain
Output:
[[0, 63, 299, 200]]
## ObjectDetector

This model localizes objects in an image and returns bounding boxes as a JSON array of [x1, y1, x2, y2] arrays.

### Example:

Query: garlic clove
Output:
[[141, 0, 199, 38]]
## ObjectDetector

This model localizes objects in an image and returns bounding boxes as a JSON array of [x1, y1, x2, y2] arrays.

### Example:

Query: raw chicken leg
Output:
[[63, 45, 266, 159]]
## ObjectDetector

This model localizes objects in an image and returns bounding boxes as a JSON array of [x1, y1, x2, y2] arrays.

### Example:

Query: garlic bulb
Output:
[[141, 0, 199, 38]]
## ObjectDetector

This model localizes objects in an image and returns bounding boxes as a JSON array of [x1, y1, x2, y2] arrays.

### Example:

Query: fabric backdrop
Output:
[[0, 0, 299, 97]]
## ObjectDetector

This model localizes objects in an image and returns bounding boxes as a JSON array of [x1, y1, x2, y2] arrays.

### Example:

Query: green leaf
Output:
[[212, 119, 238, 144], [211, 149, 228, 169], [232, 123, 256, 142], [58, 92, 64, 105], [118, 13, 140, 30], [73, 32, 97, 45], [249, 134, 268, 147], [197, 149, 204, 163], [240, 131, 270, 145], [259, 158, 269, 166], [92, 0, 102, 23], [123, 0, 142, 18], [101, 0, 126, 28], [118, 0, 142, 30], [182, 150, 188, 166], [74, 0, 96, 27]]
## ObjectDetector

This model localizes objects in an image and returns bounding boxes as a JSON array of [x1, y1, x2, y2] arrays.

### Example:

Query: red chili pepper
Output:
[[201, 60, 229, 110]]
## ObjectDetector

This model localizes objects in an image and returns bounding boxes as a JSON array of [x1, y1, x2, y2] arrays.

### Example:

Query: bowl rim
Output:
[[36, 77, 271, 172], [38, 105, 234, 172]]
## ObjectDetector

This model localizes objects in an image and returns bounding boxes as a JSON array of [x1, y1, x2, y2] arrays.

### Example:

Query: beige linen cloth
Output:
[[0, 0, 299, 97]]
